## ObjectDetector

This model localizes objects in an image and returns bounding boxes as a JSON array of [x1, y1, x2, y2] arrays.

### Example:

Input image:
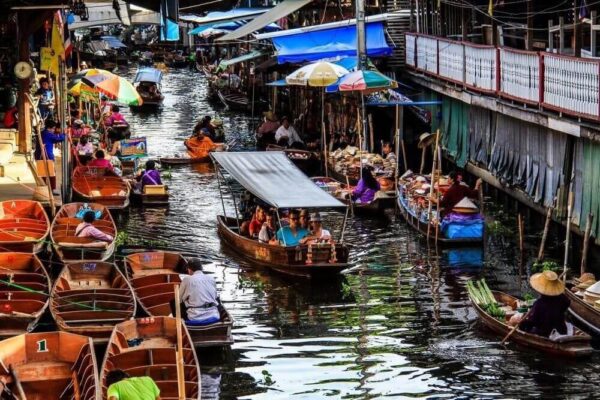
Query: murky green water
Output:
[[116, 68, 599, 399]]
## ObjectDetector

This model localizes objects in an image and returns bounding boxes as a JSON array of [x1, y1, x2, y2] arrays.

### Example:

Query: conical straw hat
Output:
[[530, 270, 565, 296], [452, 197, 479, 214]]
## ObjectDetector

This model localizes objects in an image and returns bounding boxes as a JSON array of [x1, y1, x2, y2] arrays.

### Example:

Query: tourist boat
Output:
[[50, 261, 136, 343], [397, 181, 484, 245], [100, 317, 201, 399], [51, 203, 117, 262], [131, 184, 170, 206], [212, 152, 350, 278], [0, 331, 99, 399], [0, 253, 50, 337], [72, 166, 130, 209], [565, 281, 600, 335], [470, 290, 593, 358], [131, 67, 164, 108], [0, 200, 50, 253], [311, 176, 396, 216], [125, 251, 234, 347]]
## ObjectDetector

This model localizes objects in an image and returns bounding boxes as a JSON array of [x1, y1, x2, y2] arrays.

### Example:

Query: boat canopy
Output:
[[212, 152, 346, 209], [134, 68, 162, 84], [216, 50, 265, 73]]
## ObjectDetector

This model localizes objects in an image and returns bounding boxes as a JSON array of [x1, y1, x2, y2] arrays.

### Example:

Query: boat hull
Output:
[[0, 200, 50, 254], [72, 167, 130, 210], [566, 287, 600, 335]]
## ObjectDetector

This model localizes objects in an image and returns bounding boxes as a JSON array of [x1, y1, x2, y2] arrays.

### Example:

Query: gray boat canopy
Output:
[[211, 152, 346, 209]]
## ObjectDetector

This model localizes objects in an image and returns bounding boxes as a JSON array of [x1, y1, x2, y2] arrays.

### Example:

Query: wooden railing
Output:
[[405, 33, 600, 121]]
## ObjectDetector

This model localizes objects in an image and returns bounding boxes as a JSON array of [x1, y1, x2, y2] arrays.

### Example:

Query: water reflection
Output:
[[116, 68, 599, 399]]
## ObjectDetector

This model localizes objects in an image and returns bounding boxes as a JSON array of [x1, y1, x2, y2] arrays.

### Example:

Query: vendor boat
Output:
[[212, 152, 350, 278], [50, 261, 136, 343], [100, 317, 201, 399], [125, 251, 234, 347], [131, 184, 170, 206], [72, 166, 130, 209], [0, 331, 99, 399], [565, 278, 600, 335], [266, 144, 320, 175], [51, 203, 117, 262], [0, 253, 50, 337], [131, 67, 164, 108], [0, 200, 50, 254], [397, 178, 484, 245], [470, 290, 593, 358]]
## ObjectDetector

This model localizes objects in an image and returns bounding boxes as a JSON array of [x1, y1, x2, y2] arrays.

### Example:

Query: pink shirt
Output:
[[88, 158, 113, 169], [75, 222, 113, 242]]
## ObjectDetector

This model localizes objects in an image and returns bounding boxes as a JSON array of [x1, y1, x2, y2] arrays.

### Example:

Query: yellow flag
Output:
[[51, 18, 65, 60], [40, 47, 59, 75], [488, 0, 493, 16]]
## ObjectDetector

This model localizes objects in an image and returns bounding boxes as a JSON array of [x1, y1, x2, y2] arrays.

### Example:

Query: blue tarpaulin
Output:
[[134, 68, 162, 84], [190, 20, 280, 35], [101, 36, 126, 49], [272, 22, 392, 64]]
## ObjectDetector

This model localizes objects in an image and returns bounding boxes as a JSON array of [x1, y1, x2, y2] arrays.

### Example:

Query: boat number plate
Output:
[[82, 263, 97, 272], [37, 339, 48, 352]]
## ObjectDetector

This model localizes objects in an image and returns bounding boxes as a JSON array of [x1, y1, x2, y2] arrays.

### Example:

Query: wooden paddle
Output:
[[501, 307, 532, 345]]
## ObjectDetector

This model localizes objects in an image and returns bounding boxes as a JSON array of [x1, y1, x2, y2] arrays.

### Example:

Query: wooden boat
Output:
[[327, 159, 359, 185], [266, 145, 320, 175], [470, 290, 593, 358], [0, 331, 99, 399], [51, 203, 117, 262], [125, 251, 234, 347], [0, 200, 50, 253], [217, 89, 268, 112], [218, 216, 349, 278], [50, 261, 136, 343], [397, 184, 483, 245], [72, 166, 130, 209], [131, 67, 164, 108], [0, 253, 50, 337], [100, 317, 201, 399], [131, 185, 170, 206], [566, 283, 600, 335], [159, 153, 211, 165]]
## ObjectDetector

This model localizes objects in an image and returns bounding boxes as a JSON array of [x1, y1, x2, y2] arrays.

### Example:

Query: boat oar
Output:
[[500, 307, 532, 346]]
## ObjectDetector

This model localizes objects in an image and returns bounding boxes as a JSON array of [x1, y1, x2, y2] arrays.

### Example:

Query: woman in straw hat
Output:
[[519, 271, 570, 337]]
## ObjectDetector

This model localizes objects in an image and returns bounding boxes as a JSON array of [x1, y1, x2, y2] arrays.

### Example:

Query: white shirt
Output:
[[275, 125, 303, 146], [315, 228, 331, 241], [180, 271, 220, 321]]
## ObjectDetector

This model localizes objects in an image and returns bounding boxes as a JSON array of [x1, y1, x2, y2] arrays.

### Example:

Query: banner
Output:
[[40, 47, 59, 75], [121, 137, 148, 158]]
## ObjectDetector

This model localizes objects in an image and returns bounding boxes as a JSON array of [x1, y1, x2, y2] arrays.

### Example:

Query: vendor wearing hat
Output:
[[519, 270, 570, 337], [437, 171, 482, 215], [256, 111, 280, 147], [210, 117, 225, 142]]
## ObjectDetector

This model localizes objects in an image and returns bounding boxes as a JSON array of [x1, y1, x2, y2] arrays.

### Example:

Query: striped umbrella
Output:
[[337, 70, 398, 92], [286, 61, 349, 87], [82, 74, 143, 106], [68, 68, 115, 96]]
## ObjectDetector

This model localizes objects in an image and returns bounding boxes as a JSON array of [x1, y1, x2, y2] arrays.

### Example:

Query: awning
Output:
[[271, 21, 392, 64], [68, 0, 131, 30], [101, 36, 127, 49], [134, 68, 162, 84], [216, 50, 265, 72], [211, 152, 346, 209], [217, 0, 311, 42], [266, 79, 288, 86], [180, 8, 268, 25]]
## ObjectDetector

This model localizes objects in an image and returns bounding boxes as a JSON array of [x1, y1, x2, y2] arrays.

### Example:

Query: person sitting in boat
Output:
[[75, 135, 94, 165], [259, 211, 277, 244], [172, 258, 221, 325], [299, 209, 310, 230], [195, 116, 215, 138], [517, 270, 571, 338], [135, 160, 162, 190], [249, 205, 266, 238], [438, 171, 482, 214], [275, 116, 303, 148], [106, 369, 160, 400], [105, 105, 128, 127], [210, 117, 225, 142], [188, 126, 217, 153], [88, 149, 114, 170], [275, 210, 309, 247], [300, 212, 332, 244], [76, 211, 114, 242], [382, 142, 397, 165], [352, 167, 380, 204]]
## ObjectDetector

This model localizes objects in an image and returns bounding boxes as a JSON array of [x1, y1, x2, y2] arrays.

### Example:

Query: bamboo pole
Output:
[[537, 204, 554, 262], [563, 192, 574, 282], [174, 285, 186, 400], [419, 146, 427, 173], [581, 213, 594, 275], [346, 175, 354, 217], [368, 113, 374, 152], [426, 129, 441, 241], [34, 121, 56, 216], [518, 214, 524, 272]]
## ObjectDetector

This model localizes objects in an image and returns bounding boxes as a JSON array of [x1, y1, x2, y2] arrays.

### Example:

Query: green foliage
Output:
[[115, 231, 129, 248], [531, 260, 560, 274], [483, 302, 506, 320], [261, 370, 275, 386], [162, 166, 172, 180], [340, 281, 353, 300], [486, 220, 512, 237]]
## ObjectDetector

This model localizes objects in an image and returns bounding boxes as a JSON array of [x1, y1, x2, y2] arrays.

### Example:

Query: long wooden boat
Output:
[[131, 185, 170, 206], [159, 153, 211, 165], [51, 261, 136, 343], [0, 331, 99, 399], [266, 145, 320, 175], [218, 215, 349, 278], [397, 185, 483, 245], [217, 89, 267, 112], [100, 317, 201, 399], [72, 166, 130, 209], [327, 159, 359, 185], [51, 203, 117, 262], [0, 200, 50, 253], [125, 251, 234, 347], [565, 283, 600, 335], [0, 253, 50, 337], [470, 290, 593, 358]]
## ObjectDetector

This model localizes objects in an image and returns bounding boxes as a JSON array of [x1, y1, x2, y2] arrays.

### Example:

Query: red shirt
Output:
[[439, 182, 478, 211], [88, 158, 113, 170], [249, 218, 263, 237]]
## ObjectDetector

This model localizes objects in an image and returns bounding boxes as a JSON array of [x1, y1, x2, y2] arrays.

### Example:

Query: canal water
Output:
[[116, 68, 598, 399]]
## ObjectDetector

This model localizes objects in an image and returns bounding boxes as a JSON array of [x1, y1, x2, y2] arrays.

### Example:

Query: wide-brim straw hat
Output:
[[211, 118, 223, 127], [418, 132, 437, 149], [263, 111, 278, 122], [530, 270, 565, 296]]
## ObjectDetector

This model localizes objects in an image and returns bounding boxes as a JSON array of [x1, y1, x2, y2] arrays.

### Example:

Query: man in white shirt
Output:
[[175, 258, 221, 324], [275, 116, 303, 147]]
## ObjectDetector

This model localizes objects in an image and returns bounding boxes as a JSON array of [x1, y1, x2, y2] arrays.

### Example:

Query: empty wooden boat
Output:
[[72, 166, 130, 209], [51, 203, 117, 262], [159, 154, 211, 165], [0, 253, 50, 337], [0, 200, 50, 253], [0, 331, 99, 399], [100, 317, 201, 399], [125, 251, 234, 347], [470, 290, 593, 358], [51, 261, 136, 343]]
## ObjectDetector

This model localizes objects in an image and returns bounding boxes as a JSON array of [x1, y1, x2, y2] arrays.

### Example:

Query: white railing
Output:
[[438, 40, 464, 83], [500, 48, 540, 103], [405, 32, 600, 121], [416, 36, 437, 75], [543, 54, 600, 118], [464, 46, 497, 92], [405, 34, 416, 67]]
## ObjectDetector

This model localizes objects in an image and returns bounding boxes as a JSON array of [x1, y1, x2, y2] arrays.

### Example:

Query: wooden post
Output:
[[581, 213, 594, 275], [426, 129, 441, 241], [563, 192, 574, 281], [574, 1, 581, 57], [368, 114, 374, 153], [461, 4, 467, 41], [537, 204, 554, 262], [174, 285, 186, 400], [559, 16, 565, 54], [517, 213, 524, 257], [548, 20, 554, 52], [592, 11, 598, 57], [526, 0, 533, 50]]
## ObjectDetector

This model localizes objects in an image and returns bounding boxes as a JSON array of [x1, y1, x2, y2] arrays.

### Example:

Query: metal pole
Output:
[[275, 209, 287, 246], [215, 165, 227, 218], [340, 206, 349, 243], [218, 167, 240, 230], [356, 0, 366, 70]]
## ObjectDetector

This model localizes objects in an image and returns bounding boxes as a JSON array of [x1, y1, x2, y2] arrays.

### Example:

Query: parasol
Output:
[[81, 74, 143, 106]]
